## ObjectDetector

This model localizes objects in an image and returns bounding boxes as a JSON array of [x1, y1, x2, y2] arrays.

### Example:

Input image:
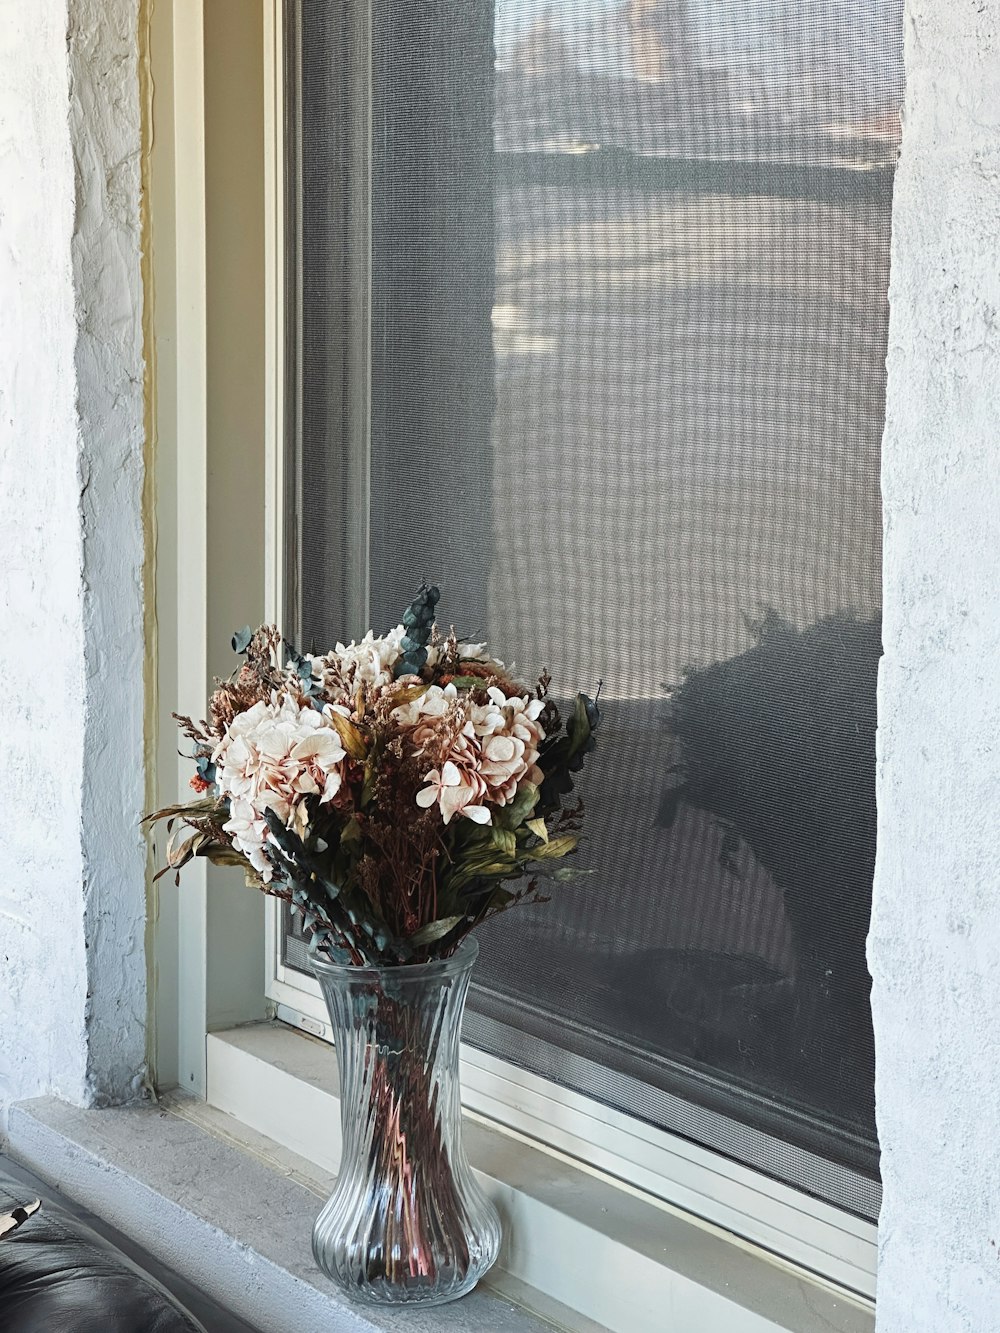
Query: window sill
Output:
[[2, 1094, 582, 1333], [204, 1022, 875, 1333]]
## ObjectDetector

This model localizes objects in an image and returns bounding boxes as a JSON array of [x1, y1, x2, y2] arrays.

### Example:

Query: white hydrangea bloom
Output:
[[212, 693, 347, 882], [423, 640, 500, 671], [390, 681, 458, 730], [332, 625, 406, 692]]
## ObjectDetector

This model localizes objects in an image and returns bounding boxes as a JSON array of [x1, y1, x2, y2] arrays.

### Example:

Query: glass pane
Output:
[[289, 0, 903, 1217]]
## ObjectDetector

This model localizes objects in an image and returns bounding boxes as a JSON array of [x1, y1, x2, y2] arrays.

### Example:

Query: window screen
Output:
[[285, 0, 903, 1218]]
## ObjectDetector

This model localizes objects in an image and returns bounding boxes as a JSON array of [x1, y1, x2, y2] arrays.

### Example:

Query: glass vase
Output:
[[309, 937, 501, 1307]]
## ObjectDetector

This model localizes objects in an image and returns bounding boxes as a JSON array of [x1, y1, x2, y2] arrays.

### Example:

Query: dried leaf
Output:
[[167, 830, 206, 869], [327, 710, 368, 760], [525, 818, 549, 843], [388, 681, 428, 707], [143, 796, 223, 826], [407, 915, 465, 947], [530, 834, 578, 860], [201, 845, 248, 868]]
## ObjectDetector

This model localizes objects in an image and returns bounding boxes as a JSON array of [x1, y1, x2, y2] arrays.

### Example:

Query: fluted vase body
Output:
[[309, 938, 501, 1307]]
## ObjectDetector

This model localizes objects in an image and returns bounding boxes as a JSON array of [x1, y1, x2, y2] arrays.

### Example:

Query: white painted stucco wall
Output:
[[0, 0, 146, 1107], [870, 2, 1000, 1330], [2, 0, 1000, 1323]]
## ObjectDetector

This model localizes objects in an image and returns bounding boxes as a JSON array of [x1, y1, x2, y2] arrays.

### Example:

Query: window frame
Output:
[[153, 0, 879, 1311]]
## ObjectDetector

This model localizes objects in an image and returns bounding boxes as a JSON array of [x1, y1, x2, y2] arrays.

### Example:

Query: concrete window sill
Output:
[[207, 1023, 875, 1333], [1, 1095, 579, 1333], [3, 1070, 875, 1333]]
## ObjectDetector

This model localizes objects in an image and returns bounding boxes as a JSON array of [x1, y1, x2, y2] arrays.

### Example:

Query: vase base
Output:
[[331, 1277, 481, 1309]]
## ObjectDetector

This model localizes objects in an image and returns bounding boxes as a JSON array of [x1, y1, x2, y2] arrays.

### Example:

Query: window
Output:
[[271, 0, 902, 1230]]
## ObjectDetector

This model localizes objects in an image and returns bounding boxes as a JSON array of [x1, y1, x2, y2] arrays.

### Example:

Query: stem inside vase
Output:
[[311, 939, 501, 1306]]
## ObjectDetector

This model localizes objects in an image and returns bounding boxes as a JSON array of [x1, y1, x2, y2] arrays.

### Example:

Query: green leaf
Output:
[[525, 817, 549, 843], [394, 584, 440, 678], [491, 826, 516, 858], [566, 693, 593, 758], [231, 625, 253, 655], [458, 845, 517, 873], [360, 756, 377, 807], [444, 675, 486, 690], [407, 915, 465, 947], [340, 818, 362, 845], [487, 887, 516, 908], [506, 782, 539, 828]]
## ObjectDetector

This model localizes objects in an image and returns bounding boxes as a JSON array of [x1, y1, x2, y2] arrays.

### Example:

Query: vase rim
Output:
[[308, 934, 479, 982]]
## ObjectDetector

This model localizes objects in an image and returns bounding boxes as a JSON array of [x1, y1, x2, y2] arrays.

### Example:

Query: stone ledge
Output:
[[206, 1023, 875, 1333], [1, 1095, 578, 1333]]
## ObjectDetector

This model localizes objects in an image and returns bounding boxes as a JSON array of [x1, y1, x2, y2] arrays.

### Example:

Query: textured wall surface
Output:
[[69, 0, 147, 1105], [0, 0, 89, 1105], [3, 0, 1000, 1320], [0, 0, 146, 1106], [870, 2, 1000, 1330]]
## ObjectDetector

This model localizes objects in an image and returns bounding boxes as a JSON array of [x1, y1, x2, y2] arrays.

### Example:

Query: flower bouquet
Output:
[[148, 583, 599, 1306]]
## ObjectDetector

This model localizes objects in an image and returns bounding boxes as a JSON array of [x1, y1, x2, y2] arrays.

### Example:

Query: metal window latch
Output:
[[0, 1199, 41, 1240]]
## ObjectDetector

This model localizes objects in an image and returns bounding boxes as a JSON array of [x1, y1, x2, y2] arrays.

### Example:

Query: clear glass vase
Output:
[[309, 937, 502, 1307]]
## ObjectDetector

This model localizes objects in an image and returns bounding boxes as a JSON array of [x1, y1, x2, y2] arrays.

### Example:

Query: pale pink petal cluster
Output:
[[415, 760, 491, 825], [470, 687, 546, 805], [212, 693, 347, 881], [391, 684, 488, 825], [394, 683, 545, 825]]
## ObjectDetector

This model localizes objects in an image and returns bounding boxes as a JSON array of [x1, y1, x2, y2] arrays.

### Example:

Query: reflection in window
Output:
[[290, 0, 902, 1216]]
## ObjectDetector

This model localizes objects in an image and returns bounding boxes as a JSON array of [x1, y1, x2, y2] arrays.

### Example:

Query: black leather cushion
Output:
[[0, 1174, 206, 1333]]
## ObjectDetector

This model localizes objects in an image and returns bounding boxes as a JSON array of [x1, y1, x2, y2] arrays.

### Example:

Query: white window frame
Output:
[[152, 0, 879, 1318]]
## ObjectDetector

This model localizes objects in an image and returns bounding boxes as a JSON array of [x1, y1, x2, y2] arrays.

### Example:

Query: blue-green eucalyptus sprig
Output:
[[393, 582, 440, 678], [231, 626, 253, 655], [283, 642, 326, 707]]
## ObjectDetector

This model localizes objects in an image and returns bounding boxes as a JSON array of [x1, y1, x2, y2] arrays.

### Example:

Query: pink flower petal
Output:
[[463, 805, 492, 824], [439, 784, 469, 822]]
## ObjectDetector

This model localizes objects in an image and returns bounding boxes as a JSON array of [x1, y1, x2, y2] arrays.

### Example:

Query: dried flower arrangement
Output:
[[147, 584, 600, 965]]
